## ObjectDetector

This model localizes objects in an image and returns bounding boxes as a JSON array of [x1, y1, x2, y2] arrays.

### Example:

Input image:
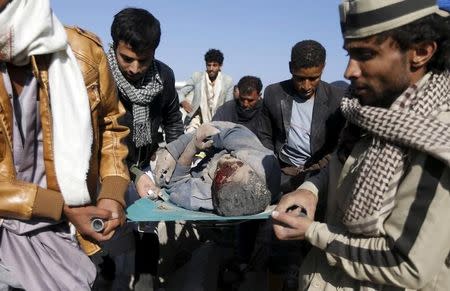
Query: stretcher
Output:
[[126, 190, 274, 222]]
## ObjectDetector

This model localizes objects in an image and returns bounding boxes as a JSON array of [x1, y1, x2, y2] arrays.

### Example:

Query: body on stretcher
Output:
[[126, 190, 274, 222]]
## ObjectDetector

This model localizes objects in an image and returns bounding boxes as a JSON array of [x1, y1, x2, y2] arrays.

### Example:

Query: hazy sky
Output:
[[51, 0, 348, 87]]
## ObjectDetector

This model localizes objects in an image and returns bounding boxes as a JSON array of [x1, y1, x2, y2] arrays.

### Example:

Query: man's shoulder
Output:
[[214, 100, 236, 119], [264, 80, 291, 98], [221, 73, 233, 84], [218, 100, 236, 111], [155, 59, 175, 78], [65, 26, 103, 49], [191, 71, 204, 81], [65, 26, 105, 66], [319, 80, 346, 98]]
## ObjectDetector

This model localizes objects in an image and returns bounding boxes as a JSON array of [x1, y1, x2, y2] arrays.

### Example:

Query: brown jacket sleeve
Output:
[[65, 27, 130, 206], [95, 50, 129, 205], [92, 37, 130, 205]]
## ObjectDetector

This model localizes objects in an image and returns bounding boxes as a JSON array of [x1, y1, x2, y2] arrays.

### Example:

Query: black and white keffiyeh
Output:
[[107, 45, 163, 147], [340, 70, 450, 234]]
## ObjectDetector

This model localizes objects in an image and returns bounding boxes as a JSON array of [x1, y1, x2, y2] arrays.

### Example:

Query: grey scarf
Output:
[[340, 70, 450, 234], [107, 45, 163, 147]]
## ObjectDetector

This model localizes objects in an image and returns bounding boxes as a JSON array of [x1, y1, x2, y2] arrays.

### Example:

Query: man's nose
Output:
[[301, 80, 312, 91], [129, 61, 141, 74], [344, 59, 361, 80]]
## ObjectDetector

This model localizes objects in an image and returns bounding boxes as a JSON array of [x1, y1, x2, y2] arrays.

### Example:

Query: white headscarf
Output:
[[0, 0, 93, 205]]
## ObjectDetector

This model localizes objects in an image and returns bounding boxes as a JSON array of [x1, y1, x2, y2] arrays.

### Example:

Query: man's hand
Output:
[[194, 123, 220, 151], [180, 100, 193, 113], [276, 189, 317, 220], [271, 211, 313, 240], [96, 198, 125, 236], [63, 204, 116, 242], [271, 189, 318, 240], [135, 173, 160, 199]]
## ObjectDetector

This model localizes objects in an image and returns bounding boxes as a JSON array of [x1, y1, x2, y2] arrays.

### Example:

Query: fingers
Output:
[[271, 211, 312, 240], [136, 177, 161, 198], [275, 190, 317, 220], [90, 212, 123, 240], [184, 103, 193, 113], [102, 218, 121, 236], [94, 199, 125, 238], [89, 206, 112, 220], [88, 229, 115, 242], [181, 101, 193, 113], [275, 193, 299, 213], [91, 229, 116, 242], [272, 210, 301, 229]]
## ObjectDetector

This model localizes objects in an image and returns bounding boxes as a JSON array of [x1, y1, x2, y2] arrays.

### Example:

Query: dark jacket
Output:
[[119, 60, 184, 174], [258, 80, 345, 168], [212, 99, 262, 136]]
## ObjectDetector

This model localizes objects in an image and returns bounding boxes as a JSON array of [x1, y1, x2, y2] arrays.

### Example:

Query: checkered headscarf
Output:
[[340, 70, 450, 234], [107, 45, 163, 147]]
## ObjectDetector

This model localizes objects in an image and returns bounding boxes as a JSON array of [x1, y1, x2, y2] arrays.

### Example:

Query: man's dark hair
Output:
[[290, 40, 326, 69], [374, 15, 450, 72], [204, 49, 224, 65], [237, 76, 263, 96], [111, 8, 161, 54]]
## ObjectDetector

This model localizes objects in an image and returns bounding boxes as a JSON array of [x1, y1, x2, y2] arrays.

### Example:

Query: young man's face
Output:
[[206, 61, 222, 81], [344, 36, 412, 107], [290, 64, 324, 98], [238, 89, 260, 110], [115, 41, 154, 83]]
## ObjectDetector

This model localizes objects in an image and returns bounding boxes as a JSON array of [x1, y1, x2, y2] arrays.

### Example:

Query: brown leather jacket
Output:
[[0, 27, 130, 223]]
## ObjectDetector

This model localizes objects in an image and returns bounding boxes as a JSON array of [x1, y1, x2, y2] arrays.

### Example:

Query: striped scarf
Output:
[[107, 45, 163, 147], [340, 70, 450, 234]]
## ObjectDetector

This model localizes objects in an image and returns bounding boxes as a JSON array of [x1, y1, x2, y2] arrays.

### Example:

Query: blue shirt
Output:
[[279, 95, 314, 167]]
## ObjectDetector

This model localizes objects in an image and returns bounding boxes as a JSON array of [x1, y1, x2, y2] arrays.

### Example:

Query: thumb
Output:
[[91, 207, 112, 220]]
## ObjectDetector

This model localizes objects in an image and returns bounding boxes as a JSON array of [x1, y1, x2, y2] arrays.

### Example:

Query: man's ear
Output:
[[289, 61, 293, 74], [410, 41, 437, 69]]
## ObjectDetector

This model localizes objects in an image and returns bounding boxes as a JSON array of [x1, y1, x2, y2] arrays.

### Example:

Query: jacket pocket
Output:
[[86, 83, 100, 151]]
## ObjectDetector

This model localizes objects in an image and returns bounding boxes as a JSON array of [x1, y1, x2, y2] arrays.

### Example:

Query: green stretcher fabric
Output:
[[126, 191, 273, 222]]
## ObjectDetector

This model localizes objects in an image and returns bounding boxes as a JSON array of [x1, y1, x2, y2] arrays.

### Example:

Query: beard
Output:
[[352, 74, 411, 108]]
